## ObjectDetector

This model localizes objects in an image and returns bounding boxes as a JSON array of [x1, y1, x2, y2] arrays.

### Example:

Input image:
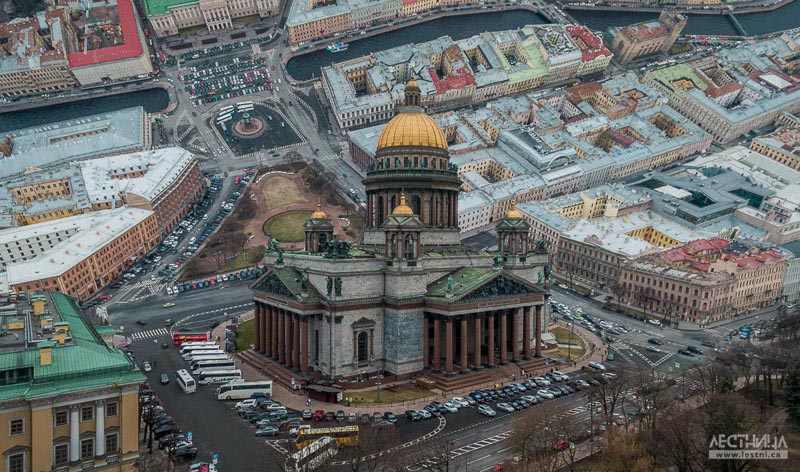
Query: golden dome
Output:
[[506, 201, 523, 219], [376, 112, 448, 151], [392, 192, 414, 216], [406, 79, 419, 89], [310, 203, 327, 219]]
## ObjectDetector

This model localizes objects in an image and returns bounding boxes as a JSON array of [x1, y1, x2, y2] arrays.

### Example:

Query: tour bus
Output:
[[216, 380, 273, 400], [179, 342, 218, 354], [216, 113, 233, 124], [219, 105, 234, 114], [176, 369, 197, 394], [172, 331, 211, 346], [287, 436, 337, 471], [186, 354, 229, 364], [191, 360, 235, 374], [197, 369, 242, 385], [182, 349, 224, 360], [183, 349, 225, 362], [296, 426, 359, 450]]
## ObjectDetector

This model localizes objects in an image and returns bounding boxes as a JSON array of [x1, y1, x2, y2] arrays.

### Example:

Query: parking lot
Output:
[[182, 56, 274, 106]]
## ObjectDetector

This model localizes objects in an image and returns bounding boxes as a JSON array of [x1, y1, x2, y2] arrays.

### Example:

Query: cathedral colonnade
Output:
[[253, 301, 309, 374], [422, 305, 543, 374]]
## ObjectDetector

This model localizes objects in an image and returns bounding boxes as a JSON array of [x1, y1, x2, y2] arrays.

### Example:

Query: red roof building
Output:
[[66, 0, 143, 68]]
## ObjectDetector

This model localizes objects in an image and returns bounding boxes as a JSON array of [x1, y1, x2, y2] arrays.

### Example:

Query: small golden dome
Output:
[[406, 79, 419, 90], [376, 112, 448, 151], [506, 201, 523, 219], [392, 193, 414, 216], [310, 203, 327, 219]]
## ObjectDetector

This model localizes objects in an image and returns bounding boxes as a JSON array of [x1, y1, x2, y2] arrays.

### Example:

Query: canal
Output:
[[0, 88, 170, 133], [286, 10, 547, 81], [5, 3, 800, 131], [568, 0, 800, 37]]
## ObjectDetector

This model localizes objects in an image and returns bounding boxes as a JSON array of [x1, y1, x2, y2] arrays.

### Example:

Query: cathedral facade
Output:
[[250, 82, 550, 380]]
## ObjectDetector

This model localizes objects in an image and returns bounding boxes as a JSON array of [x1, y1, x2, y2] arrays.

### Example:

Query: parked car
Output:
[[588, 361, 607, 371], [406, 410, 421, 421], [160, 373, 170, 385], [301, 408, 312, 420], [172, 446, 198, 460], [478, 404, 496, 417], [496, 402, 515, 413], [537, 389, 554, 399], [647, 338, 663, 345], [417, 409, 432, 420], [142, 361, 152, 372], [255, 426, 279, 437]]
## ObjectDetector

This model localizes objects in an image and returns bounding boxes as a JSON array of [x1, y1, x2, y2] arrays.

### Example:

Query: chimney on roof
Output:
[[38, 341, 54, 366]]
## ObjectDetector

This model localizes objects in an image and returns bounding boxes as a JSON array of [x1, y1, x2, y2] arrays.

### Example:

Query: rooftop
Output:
[[0, 291, 143, 402], [67, 0, 144, 68], [144, 0, 196, 16], [0, 107, 147, 178], [4, 207, 154, 284]]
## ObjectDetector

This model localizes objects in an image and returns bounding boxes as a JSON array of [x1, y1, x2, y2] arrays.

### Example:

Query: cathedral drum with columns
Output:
[[250, 81, 551, 382]]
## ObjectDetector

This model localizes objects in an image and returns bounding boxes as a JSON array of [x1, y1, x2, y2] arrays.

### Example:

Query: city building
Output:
[[146, 0, 280, 38], [749, 119, 800, 172], [66, 0, 154, 86], [0, 147, 203, 233], [347, 72, 710, 233], [0, 6, 78, 97], [0, 291, 144, 472], [620, 238, 787, 325], [605, 10, 686, 64], [781, 242, 800, 303], [249, 82, 550, 387], [516, 184, 713, 293], [643, 32, 800, 143], [0, 0, 153, 94], [641, 152, 800, 244], [1, 207, 159, 301], [323, 25, 611, 130], [0, 107, 152, 178]]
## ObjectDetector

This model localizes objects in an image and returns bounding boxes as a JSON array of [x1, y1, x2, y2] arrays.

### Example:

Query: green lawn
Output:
[[236, 318, 254, 352], [220, 246, 264, 272], [551, 326, 586, 362], [347, 383, 433, 405], [262, 210, 311, 242]]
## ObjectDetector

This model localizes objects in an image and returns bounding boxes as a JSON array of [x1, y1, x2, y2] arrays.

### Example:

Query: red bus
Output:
[[172, 330, 211, 346]]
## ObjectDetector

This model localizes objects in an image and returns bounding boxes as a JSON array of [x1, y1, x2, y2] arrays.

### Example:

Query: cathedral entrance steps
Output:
[[425, 369, 498, 393], [496, 357, 551, 379], [237, 351, 307, 390]]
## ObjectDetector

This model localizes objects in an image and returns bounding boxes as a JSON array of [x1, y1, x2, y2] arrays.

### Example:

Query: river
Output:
[[5, 3, 800, 131], [0, 88, 170, 133], [286, 10, 547, 81], [569, 1, 800, 36]]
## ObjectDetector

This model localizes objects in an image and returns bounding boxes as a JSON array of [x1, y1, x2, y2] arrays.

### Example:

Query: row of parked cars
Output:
[[234, 396, 297, 437], [406, 371, 586, 420], [303, 408, 397, 427], [139, 384, 201, 462]]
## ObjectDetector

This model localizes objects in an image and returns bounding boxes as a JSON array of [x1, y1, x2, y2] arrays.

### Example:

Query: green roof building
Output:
[[0, 291, 144, 471]]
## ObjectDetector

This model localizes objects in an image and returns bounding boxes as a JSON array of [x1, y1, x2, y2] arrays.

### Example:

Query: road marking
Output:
[[130, 327, 170, 341], [467, 454, 491, 465]]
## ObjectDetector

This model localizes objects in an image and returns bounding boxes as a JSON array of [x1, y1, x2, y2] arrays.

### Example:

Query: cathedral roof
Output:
[[426, 267, 543, 302], [376, 109, 448, 151], [252, 267, 321, 303]]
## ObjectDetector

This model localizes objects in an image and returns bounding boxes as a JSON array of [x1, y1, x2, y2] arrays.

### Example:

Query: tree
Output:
[[337, 425, 406, 472], [404, 435, 467, 472], [509, 401, 577, 472], [237, 198, 257, 220], [784, 370, 800, 428], [594, 368, 631, 426], [597, 429, 650, 472]]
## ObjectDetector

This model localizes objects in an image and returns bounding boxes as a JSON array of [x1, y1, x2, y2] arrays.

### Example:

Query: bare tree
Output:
[[403, 434, 467, 472], [597, 429, 650, 472], [337, 425, 406, 472], [509, 401, 577, 472], [594, 368, 631, 426]]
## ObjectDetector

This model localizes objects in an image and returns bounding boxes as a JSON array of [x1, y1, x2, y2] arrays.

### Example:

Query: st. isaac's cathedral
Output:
[[250, 81, 550, 383]]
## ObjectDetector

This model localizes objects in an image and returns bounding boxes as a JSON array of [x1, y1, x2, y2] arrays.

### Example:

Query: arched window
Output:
[[357, 332, 369, 363], [388, 234, 396, 258], [319, 233, 328, 249], [390, 195, 397, 212], [421, 157, 427, 168], [412, 195, 421, 216], [404, 234, 416, 260], [377, 196, 385, 225]]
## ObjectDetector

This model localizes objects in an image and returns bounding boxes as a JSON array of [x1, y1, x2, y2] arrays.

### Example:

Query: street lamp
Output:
[[568, 442, 576, 471]]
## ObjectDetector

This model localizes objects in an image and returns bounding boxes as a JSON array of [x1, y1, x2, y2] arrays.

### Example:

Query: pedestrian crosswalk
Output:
[[130, 328, 170, 341]]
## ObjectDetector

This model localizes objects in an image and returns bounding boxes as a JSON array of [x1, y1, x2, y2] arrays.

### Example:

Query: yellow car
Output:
[[162, 302, 176, 308]]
